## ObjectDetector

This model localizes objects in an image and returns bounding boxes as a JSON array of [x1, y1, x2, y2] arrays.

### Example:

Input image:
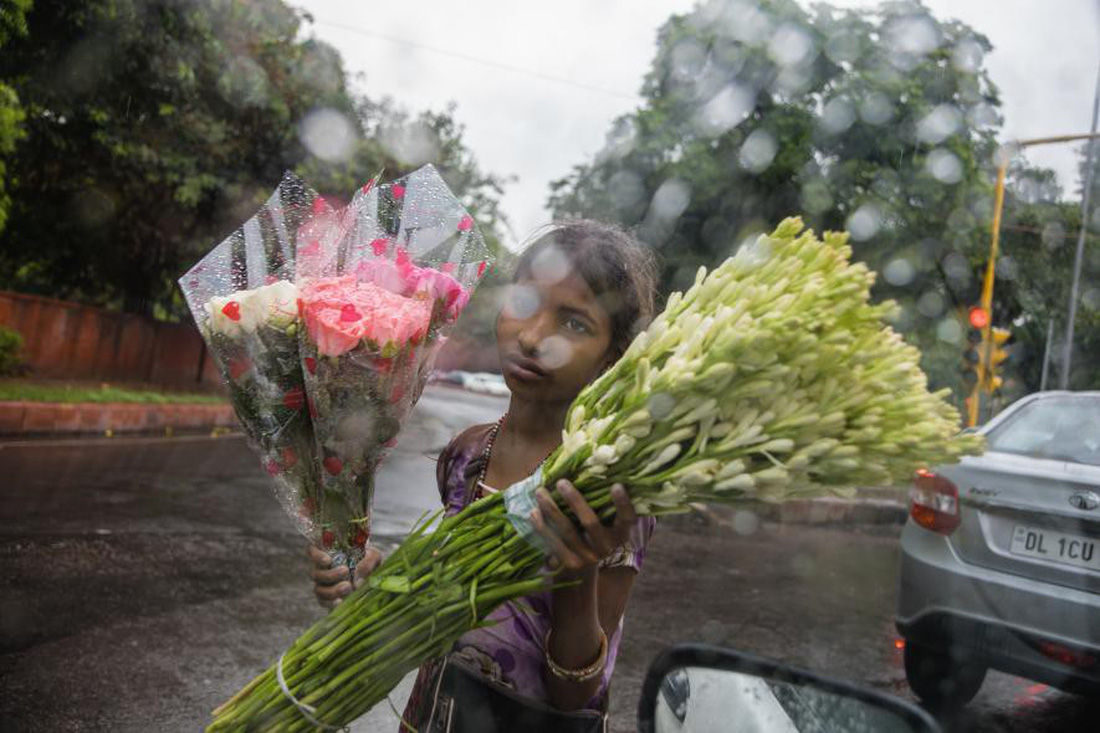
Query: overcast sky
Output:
[[296, 0, 1100, 248]]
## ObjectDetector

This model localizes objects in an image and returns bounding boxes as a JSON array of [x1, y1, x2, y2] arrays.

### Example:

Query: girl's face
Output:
[[496, 267, 613, 405]]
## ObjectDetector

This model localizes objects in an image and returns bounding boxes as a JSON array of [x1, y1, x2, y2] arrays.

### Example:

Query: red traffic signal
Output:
[[968, 306, 990, 330]]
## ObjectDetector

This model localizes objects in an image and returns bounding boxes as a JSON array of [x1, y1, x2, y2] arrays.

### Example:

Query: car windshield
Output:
[[3, 1, 1100, 732], [986, 396, 1100, 466]]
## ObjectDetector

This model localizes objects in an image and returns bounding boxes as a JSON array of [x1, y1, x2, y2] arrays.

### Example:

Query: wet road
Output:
[[1, 385, 1095, 732]]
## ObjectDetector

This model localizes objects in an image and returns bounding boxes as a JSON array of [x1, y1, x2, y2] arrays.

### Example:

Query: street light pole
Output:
[[1059, 63, 1100, 389], [1040, 318, 1054, 392]]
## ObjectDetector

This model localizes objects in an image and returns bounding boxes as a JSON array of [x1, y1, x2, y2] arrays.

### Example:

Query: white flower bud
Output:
[[714, 474, 755, 492], [639, 443, 682, 476]]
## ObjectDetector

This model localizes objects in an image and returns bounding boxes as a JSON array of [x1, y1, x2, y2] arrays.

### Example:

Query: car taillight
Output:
[[909, 468, 960, 534], [1037, 640, 1098, 670]]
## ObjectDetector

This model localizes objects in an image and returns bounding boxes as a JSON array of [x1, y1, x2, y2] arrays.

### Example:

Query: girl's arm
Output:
[[532, 481, 639, 711]]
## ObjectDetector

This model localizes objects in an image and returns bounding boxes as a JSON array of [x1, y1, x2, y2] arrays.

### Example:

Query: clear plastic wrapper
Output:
[[180, 166, 493, 568], [179, 173, 335, 545], [295, 164, 492, 565]]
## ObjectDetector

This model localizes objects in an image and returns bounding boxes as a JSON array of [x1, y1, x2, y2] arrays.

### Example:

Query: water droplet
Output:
[[926, 148, 963, 183], [917, 291, 945, 318], [670, 39, 708, 80], [732, 510, 759, 536], [300, 108, 356, 163], [916, 105, 962, 144], [648, 179, 692, 222], [820, 97, 856, 134], [379, 119, 441, 167], [952, 38, 984, 73], [501, 284, 540, 320], [1042, 221, 1067, 249], [846, 203, 882, 241], [936, 318, 963, 344], [608, 170, 646, 211], [538, 335, 573, 370], [529, 245, 572, 286], [858, 93, 894, 126], [696, 84, 755, 137], [824, 30, 862, 64], [883, 258, 916, 287], [768, 23, 815, 68], [943, 253, 972, 284], [887, 14, 941, 57], [968, 103, 998, 128], [647, 392, 676, 420], [739, 129, 777, 173]]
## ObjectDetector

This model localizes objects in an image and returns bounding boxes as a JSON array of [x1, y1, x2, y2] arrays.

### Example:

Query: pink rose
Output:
[[413, 266, 471, 320], [299, 275, 433, 357], [355, 258, 416, 296]]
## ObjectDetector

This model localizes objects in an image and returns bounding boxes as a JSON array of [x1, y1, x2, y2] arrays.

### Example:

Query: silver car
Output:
[[895, 391, 1100, 709]]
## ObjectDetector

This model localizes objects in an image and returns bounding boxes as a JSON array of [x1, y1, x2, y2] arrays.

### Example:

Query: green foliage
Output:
[[0, 0, 32, 235], [995, 161, 1100, 393], [0, 324, 23, 375], [548, 0, 1011, 402], [0, 0, 507, 320]]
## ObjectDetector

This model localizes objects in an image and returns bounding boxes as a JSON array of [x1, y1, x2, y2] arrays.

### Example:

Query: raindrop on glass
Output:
[[916, 105, 962, 144], [739, 129, 777, 173], [859, 93, 894, 126], [846, 203, 882, 241], [926, 149, 963, 183], [300, 108, 356, 163], [917, 291, 945, 319], [883, 258, 916, 287], [936, 318, 963, 344]]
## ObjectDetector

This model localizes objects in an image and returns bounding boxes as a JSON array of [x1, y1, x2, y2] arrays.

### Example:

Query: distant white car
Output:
[[461, 372, 510, 397]]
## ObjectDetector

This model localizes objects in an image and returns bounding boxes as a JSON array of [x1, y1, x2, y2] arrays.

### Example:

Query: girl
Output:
[[309, 219, 659, 730]]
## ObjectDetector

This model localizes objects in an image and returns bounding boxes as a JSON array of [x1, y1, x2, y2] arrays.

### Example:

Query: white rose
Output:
[[203, 280, 298, 337], [254, 279, 299, 327]]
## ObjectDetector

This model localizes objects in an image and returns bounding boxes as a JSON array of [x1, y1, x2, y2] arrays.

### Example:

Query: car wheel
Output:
[[904, 640, 987, 710]]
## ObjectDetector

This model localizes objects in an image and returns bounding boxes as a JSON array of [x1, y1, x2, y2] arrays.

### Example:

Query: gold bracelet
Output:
[[544, 628, 608, 683]]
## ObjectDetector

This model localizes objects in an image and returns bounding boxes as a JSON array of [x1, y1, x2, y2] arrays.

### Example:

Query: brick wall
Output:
[[0, 291, 220, 388]]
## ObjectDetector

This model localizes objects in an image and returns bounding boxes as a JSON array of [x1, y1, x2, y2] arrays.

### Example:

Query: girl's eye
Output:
[[563, 316, 591, 334]]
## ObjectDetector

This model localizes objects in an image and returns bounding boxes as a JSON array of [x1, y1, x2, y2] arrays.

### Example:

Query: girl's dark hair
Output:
[[515, 219, 658, 358]]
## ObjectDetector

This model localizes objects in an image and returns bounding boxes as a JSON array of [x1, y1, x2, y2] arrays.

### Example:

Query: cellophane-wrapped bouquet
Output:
[[206, 218, 983, 731], [179, 173, 326, 542], [294, 165, 491, 565], [180, 165, 493, 568]]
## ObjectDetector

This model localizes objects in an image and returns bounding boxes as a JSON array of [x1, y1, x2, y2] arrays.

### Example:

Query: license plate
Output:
[[1010, 525, 1100, 572]]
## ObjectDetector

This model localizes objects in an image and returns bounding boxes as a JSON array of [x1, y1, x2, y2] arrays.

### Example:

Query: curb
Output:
[[682, 496, 908, 528], [0, 401, 237, 437]]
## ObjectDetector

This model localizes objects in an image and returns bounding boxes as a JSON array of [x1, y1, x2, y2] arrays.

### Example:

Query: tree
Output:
[[996, 157, 1100, 393], [0, 0, 32, 235], [549, 0, 1008, 401], [0, 0, 508, 320]]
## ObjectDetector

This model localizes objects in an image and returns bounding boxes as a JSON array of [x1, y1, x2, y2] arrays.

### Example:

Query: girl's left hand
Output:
[[531, 480, 638, 575]]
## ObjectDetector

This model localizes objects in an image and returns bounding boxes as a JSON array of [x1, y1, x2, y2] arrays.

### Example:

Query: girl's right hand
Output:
[[308, 544, 383, 609]]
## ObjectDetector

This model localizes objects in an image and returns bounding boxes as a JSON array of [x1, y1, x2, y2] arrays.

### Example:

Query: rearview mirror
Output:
[[638, 644, 941, 733]]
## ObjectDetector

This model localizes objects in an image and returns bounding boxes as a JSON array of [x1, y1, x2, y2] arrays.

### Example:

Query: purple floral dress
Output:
[[399, 424, 656, 730]]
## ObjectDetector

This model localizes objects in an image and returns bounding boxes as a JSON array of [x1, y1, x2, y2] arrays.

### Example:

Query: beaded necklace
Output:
[[473, 413, 555, 500]]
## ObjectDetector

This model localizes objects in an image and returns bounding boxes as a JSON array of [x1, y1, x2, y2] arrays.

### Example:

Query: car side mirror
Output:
[[638, 644, 941, 733]]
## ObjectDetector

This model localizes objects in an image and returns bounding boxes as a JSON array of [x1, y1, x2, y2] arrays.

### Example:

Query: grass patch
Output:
[[0, 382, 225, 405]]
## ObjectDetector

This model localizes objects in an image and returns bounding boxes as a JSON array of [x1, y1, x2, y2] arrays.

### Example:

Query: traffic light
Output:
[[984, 327, 1011, 392], [962, 328, 982, 392], [968, 306, 990, 330]]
